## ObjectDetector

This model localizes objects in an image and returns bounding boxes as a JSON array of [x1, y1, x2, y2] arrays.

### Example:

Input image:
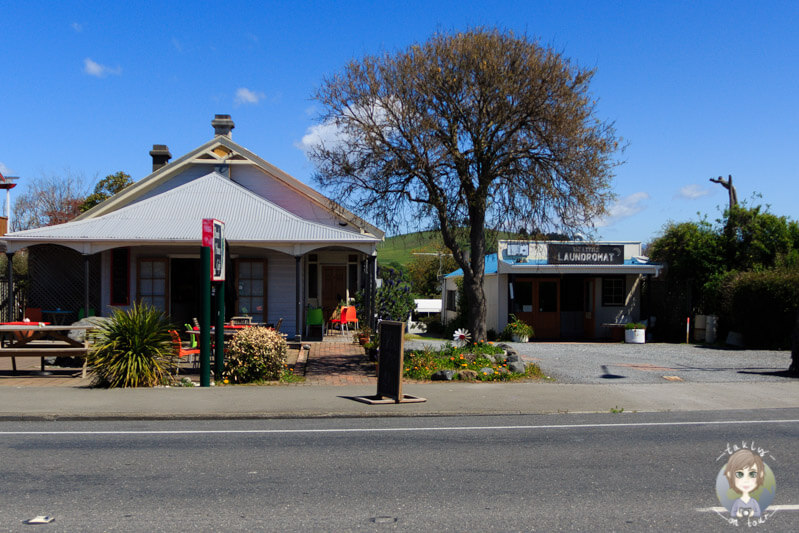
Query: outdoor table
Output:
[[0, 324, 96, 376], [41, 309, 73, 325]]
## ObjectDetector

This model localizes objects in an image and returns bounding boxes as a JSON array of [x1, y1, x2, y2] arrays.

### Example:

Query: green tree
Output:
[[407, 247, 457, 298], [80, 171, 134, 212], [307, 29, 620, 340]]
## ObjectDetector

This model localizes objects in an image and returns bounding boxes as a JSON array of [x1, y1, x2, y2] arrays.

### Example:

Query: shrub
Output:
[[224, 326, 287, 383], [87, 302, 175, 388], [718, 269, 799, 349], [625, 322, 646, 330], [500, 314, 534, 340]]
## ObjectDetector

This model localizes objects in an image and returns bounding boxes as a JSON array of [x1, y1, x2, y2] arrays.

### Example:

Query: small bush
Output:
[[224, 327, 287, 383], [87, 302, 175, 388]]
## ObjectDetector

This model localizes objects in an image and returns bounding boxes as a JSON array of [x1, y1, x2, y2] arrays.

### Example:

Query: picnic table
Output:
[[0, 323, 96, 377]]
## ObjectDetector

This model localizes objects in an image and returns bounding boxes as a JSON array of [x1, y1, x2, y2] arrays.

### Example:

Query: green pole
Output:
[[200, 246, 211, 387], [214, 281, 225, 380]]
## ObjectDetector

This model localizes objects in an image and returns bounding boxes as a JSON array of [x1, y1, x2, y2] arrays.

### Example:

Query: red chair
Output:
[[169, 330, 200, 373], [334, 306, 355, 334], [330, 306, 349, 333]]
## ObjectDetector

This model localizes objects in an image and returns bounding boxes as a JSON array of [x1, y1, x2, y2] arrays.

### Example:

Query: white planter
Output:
[[512, 334, 529, 343], [624, 329, 646, 344]]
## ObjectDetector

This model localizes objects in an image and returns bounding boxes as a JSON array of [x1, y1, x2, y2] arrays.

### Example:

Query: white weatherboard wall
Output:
[[266, 252, 297, 333]]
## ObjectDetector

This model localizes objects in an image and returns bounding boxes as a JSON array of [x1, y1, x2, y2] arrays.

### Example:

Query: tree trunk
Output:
[[464, 207, 488, 341]]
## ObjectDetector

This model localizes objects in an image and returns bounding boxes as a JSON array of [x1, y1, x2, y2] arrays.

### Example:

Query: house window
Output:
[[308, 259, 318, 299], [446, 289, 457, 311], [110, 247, 130, 305], [602, 276, 626, 307], [236, 259, 267, 323], [138, 258, 168, 312], [347, 256, 358, 300]]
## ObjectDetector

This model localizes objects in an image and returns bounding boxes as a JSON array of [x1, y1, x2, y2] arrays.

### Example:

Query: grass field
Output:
[[377, 229, 524, 266]]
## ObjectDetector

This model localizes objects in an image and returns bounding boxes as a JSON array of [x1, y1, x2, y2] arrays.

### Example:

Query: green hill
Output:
[[377, 229, 525, 266], [377, 231, 443, 266]]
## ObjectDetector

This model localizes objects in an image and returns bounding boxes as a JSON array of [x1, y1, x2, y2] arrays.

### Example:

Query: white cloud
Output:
[[0, 162, 11, 175], [71, 22, 83, 32], [234, 87, 265, 105], [83, 58, 122, 78], [296, 121, 346, 153], [596, 192, 650, 227], [677, 184, 710, 199]]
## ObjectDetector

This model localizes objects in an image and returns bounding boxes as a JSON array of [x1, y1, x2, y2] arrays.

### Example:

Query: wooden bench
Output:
[[0, 325, 95, 377]]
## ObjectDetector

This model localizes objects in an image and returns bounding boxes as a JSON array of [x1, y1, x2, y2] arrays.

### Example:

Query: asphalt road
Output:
[[1, 411, 797, 531], [406, 340, 794, 384]]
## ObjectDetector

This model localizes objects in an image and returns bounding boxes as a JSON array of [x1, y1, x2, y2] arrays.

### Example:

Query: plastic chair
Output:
[[169, 330, 200, 374], [332, 306, 354, 334], [345, 306, 359, 331], [305, 307, 324, 337], [184, 324, 198, 349], [77, 308, 96, 320]]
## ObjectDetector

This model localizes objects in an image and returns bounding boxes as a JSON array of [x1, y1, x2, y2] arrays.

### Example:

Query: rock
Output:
[[458, 369, 478, 380], [479, 367, 494, 376], [431, 369, 455, 381], [505, 353, 522, 363], [68, 316, 109, 342], [508, 361, 526, 373]]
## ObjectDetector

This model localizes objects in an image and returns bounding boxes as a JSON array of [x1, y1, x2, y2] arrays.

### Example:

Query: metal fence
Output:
[[24, 245, 101, 323]]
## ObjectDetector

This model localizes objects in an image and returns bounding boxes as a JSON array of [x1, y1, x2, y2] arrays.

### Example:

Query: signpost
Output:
[[353, 320, 426, 404], [201, 219, 226, 386]]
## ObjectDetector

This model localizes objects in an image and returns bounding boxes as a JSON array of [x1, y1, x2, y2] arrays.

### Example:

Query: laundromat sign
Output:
[[548, 244, 623, 265]]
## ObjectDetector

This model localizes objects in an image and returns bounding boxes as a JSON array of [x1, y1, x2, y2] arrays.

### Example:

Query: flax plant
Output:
[[87, 302, 175, 388]]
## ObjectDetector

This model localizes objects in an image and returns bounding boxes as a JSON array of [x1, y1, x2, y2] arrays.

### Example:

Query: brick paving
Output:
[[300, 332, 377, 386]]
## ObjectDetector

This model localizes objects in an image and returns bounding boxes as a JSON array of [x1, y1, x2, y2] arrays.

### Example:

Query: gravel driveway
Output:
[[404, 339, 795, 384]]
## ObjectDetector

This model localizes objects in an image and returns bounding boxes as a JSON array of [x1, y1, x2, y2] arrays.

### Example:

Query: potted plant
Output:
[[624, 322, 646, 344], [356, 326, 373, 346], [504, 314, 534, 342]]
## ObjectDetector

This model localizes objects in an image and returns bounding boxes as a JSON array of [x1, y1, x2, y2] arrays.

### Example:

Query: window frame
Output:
[[601, 276, 626, 307]]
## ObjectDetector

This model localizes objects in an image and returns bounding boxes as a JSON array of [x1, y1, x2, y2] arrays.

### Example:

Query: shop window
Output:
[[110, 248, 130, 305], [236, 259, 267, 323], [138, 258, 168, 312], [511, 281, 533, 314], [446, 289, 457, 311], [602, 277, 625, 307]]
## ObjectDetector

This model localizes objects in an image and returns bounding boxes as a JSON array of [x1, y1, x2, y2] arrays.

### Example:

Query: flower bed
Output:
[[403, 341, 544, 381]]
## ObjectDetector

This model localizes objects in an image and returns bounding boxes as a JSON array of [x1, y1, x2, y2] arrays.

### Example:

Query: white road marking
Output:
[[1, 418, 798, 435]]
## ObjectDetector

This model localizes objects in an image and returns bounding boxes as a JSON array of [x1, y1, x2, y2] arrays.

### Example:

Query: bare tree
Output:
[[308, 29, 621, 340], [12, 171, 87, 231]]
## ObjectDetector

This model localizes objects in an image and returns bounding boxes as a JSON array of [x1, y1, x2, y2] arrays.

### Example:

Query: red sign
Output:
[[202, 219, 225, 281]]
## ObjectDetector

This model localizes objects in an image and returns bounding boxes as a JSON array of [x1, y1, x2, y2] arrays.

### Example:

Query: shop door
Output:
[[533, 279, 560, 339]]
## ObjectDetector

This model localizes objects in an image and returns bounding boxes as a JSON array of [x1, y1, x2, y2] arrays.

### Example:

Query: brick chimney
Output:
[[149, 144, 172, 172], [211, 114, 235, 137]]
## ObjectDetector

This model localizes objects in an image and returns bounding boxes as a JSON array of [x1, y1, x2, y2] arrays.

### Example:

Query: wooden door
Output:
[[533, 278, 560, 339], [321, 266, 347, 319]]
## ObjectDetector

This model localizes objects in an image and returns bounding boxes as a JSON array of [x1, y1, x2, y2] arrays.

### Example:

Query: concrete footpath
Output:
[[1, 381, 798, 420]]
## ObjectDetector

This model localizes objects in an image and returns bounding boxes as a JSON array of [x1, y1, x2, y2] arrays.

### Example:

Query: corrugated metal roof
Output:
[[4, 172, 379, 245]]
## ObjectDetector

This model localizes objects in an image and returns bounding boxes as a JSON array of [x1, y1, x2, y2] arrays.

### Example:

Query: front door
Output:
[[533, 278, 560, 339], [583, 278, 596, 339], [321, 266, 347, 320]]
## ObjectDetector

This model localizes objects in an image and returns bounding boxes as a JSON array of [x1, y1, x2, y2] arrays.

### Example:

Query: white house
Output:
[[442, 240, 662, 340], [2, 115, 384, 338]]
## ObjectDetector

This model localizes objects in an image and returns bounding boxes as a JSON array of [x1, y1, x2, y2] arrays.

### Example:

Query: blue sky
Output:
[[2, 0, 797, 244]]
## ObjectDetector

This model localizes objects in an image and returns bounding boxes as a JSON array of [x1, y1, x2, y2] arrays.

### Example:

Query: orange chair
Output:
[[346, 306, 359, 331], [169, 330, 201, 373]]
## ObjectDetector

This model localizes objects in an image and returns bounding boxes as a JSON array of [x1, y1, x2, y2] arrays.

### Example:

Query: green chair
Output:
[[77, 308, 95, 320], [184, 324, 198, 349], [305, 307, 325, 338]]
